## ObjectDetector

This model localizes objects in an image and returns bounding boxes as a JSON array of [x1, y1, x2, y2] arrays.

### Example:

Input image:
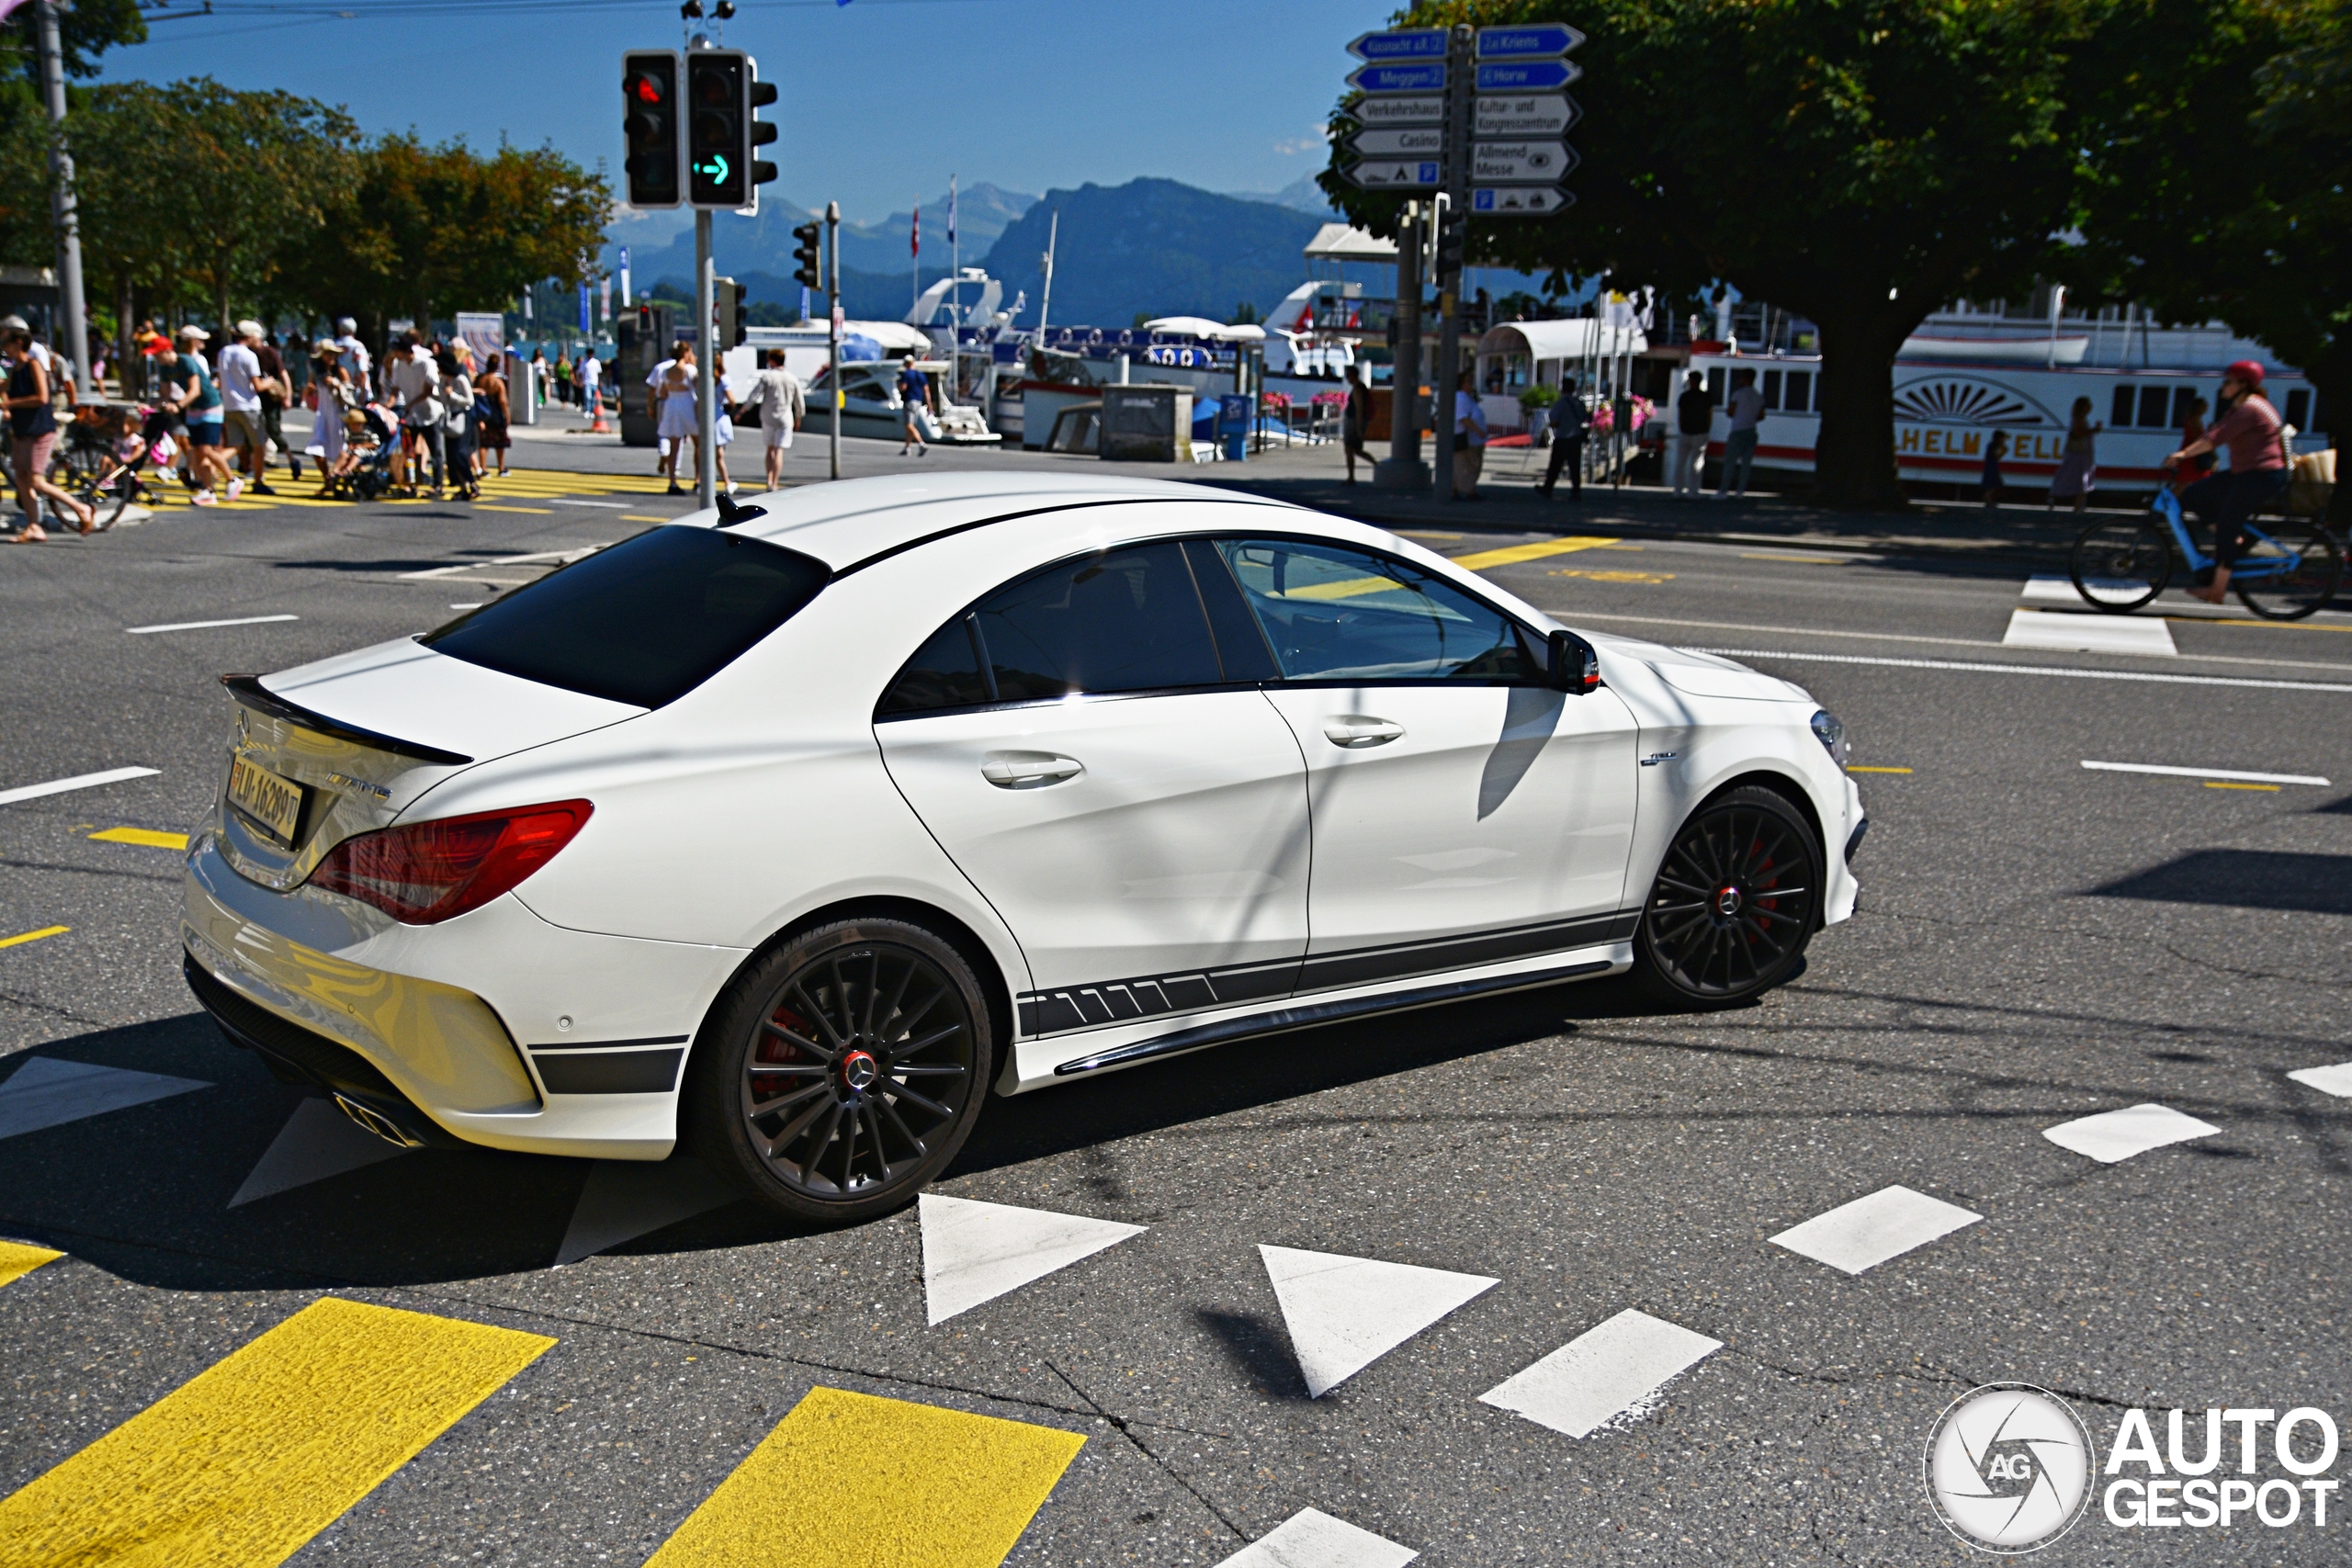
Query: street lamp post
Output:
[[33, 0, 90, 396]]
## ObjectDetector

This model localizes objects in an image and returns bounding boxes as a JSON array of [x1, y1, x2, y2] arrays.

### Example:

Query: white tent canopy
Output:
[[1144, 316, 1265, 343], [1478, 320, 1646, 364], [1304, 222, 1398, 263]]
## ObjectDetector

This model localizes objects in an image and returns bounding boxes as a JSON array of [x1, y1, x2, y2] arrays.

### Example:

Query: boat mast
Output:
[[1038, 209, 1057, 345]]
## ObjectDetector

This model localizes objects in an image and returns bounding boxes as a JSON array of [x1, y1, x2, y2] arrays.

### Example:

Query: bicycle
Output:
[[2069, 481, 2343, 621]]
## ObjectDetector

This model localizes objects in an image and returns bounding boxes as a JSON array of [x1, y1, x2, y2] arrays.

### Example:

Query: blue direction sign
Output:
[[1349, 61, 1446, 94], [1476, 60, 1577, 91], [1476, 23, 1586, 59], [1348, 28, 1448, 62]]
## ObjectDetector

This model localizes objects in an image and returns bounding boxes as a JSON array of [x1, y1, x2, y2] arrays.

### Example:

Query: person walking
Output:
[[218, 321, 279, 497], [552, 352, 572, 411], [577, 346, 601, 423], [304, 341, 351, 484], [437, 346, 479, 500], [255, 326, 300, 480], [166, 326, 238, 506], [1715, 367, 1765, 498], [750, 346, 804, 491], [1978, 428, 2010, 510], [643, 342, 679, 476], [1670, 371, 1713, 497], [1538, 377, 1590, 501], [2172, 360, 2291, 605], [1451, 369, 1487, 502], [477, 353, 513, 479], [333, 317, 372, 400], [898, 355, 930, 457], [2, 328, 95, 538], [2048, 397, 2099, 512], [652, 344, 698, 494], [711, 354, 739, 494], [1340, 364, 1370, 484], [386, 333, 446, 498]]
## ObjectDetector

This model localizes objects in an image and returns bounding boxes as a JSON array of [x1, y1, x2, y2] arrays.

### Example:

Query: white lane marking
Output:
[[1478, 1308, 1723, 1438], [919, 1192, 1145, 1325], [1676, 647, 2352, 695], [448, 603, 483, 610], [2004, 608, 2177, 656], [2081, 760, 2331, 786], [2023, 575, 2155, 606], [0, 766, 162, 807], [126, 614, 300, 634], [1770, 1186, 1984, 1276], [0, 1057, 210, 1141], [549, 499, 634, 509], [554, 1156, 739, 1265], [2042, 1103, 2220, 1164], [1212, 1508, 1419, 1568], [229, 1096, 408, 1206], [1259, 1245, 1498, 1398], [397, 546, 599, 581], [2287, 1063, 2352, 1098]]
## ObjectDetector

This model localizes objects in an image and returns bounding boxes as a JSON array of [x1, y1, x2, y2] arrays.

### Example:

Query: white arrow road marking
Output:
[[229, 1097, 410, 1207], [2288, 1062, 2352, 1097], [2042, 1103, 2220, 1164], [919, 1193, 1144, 1325], [1770, 1186, 1984, 1276], [1258, 1245, 1498, 1398], [1212, 1507, 1419, 1568], [1480, 1308, 1723, 1438], [0, 1057, 209, 1142]]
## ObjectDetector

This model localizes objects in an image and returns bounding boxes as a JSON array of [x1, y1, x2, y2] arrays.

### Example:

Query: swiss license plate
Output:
[[227, 755, 305, 848]]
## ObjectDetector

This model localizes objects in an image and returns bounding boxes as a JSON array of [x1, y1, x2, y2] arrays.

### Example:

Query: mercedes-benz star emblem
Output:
[[840, 1051, 878, 1093]]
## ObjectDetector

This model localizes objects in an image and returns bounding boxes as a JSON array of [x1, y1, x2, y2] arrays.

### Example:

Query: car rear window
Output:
[[424, 525, 829, 708]]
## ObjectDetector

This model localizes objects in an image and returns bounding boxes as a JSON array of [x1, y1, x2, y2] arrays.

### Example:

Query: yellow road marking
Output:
[[1847, 765, 1914, 774], [2205, 780, 2280, 791], [2192, 617, 2352, 633], [0, 1240, 62, 1288], [1740, 551, 1852, 565], [472, 504, 553, 514], [0, 1297, 553, 1568], [0, 926, 68, 951], [1396, 530, 1464, 540], [645, 1387, 1082, 1568], [90, 827, 189, 850], [1551, 569, 1675, 584], [620, 513, 672, 522], [1451, 536, 1616, 570]]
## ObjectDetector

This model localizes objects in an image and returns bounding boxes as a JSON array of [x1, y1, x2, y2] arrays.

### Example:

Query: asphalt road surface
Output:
[[4, 458, 2350, 1567]]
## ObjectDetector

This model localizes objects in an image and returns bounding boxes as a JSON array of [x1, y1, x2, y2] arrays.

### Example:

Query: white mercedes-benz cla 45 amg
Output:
[[183, 473, 1864, 1222]]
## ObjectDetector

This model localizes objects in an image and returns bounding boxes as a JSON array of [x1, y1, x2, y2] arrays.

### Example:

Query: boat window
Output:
[[1783, 371, 1811, 412], [1761, 369, 1782, 411], [2172, 387, 2202, 427], [876, 541, 1224, 714], [2111, 386, 2135, 427], [2138, 386, 2171, 428], [1216, 537, 1544, 683], [424, 526, 828, 709]]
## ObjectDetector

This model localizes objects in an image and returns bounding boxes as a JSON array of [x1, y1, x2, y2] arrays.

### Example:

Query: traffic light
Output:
[[621, 51, 680, 209], [747, 62, 778, 195], [714, 276, 745, 349], [1434, 211, 1467, 276], [791, 220, 822, 291], [684, 51, 746, 209]]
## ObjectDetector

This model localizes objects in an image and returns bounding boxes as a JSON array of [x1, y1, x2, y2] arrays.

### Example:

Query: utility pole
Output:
[[1430, 22, 1473, 503], [695, 204, 716, 507], [826, 200, 841, 481], [1377, 202, 1425, 490], [33, 1, 90, 395]]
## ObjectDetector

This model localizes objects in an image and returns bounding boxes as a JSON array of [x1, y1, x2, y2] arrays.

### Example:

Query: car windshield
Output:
[[423, 525, 829, 708]]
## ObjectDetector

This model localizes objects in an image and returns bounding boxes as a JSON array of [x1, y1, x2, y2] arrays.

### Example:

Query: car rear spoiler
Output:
[[219, 673, 475, 766]]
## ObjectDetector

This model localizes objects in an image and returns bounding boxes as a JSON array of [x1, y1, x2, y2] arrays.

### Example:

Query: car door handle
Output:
[[1322, 716, 1405, 749], [980, 751, 1084, 788]]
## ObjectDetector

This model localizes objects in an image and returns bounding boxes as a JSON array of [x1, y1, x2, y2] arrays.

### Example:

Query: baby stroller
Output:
[[320, 405, 397, 501], [62, 405, 175, 529]]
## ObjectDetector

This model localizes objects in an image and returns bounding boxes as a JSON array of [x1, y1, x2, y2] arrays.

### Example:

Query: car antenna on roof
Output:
[[715, 491, 769, 529]]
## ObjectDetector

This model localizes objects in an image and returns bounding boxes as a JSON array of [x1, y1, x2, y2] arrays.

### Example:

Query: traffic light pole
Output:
[[695, 209, 718, 508], [826, 200, 841, 482], [33, 1, 89, 395], [1431, 22, 1473, 503], [1375, 202, 1425, 491]]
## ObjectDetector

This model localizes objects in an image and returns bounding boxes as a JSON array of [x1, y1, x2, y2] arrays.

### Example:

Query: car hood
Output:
[[1585, 630, 1814, 704]]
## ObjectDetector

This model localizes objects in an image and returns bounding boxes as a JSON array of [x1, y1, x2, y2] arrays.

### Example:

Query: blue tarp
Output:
[[838, 333, 883, 363]]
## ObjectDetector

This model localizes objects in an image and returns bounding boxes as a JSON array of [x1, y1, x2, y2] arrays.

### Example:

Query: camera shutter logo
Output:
[[1924, 1383, 2098, 1552]]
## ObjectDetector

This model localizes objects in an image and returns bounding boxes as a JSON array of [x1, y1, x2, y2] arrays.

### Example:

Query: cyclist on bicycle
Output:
[[2165, 359, 2290, 604]]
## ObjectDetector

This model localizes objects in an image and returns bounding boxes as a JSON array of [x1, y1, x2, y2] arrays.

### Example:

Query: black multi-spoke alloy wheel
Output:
[[695, 919, 991, 1224], [1634, 785, 1822, 1006], [2233, 521, 2343, 620], [2070, 517, 2171, 612]]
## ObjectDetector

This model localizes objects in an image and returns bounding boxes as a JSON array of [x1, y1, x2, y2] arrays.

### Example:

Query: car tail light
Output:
[[306, 800, 592, 924]]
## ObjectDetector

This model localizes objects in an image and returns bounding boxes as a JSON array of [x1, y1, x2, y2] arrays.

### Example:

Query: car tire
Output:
[[1632, 784, 1822, 1007], [689, 917, 993, 1225]]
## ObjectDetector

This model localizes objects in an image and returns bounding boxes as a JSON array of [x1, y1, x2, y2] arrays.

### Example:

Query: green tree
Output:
[[2068, 0, 2348, 521], [0, 0, 149, 268], [1323, 0, 2098, 507]]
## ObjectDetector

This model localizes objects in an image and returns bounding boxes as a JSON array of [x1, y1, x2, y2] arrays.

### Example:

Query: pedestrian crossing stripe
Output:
[[0, 1296, 553, 1568], [0, 1240, 62, 1288], [643, 1387, 1083, 1568]]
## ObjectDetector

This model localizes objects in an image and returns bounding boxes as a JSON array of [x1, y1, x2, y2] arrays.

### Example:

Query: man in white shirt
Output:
[[334, 318, 372, 400], [218, 321, 280, 495], [1715, 367, 1767, 498], [1451, 370, 1487, 502], [750, 348, 806, 491], [384, 334, 446, 497], [577, 349, 601, 416], [645, 344, 680, 473]]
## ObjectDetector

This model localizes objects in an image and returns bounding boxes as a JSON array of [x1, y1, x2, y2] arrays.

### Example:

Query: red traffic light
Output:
[[628, 72, 665, 104]]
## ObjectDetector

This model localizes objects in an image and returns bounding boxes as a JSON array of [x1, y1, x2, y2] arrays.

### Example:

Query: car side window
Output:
[[1216, 537, 1546, 682], [878, 540, 1226, 714]]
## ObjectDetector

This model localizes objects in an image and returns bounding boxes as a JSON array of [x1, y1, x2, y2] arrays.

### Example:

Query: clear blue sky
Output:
[[98, 0, 1386, 231]]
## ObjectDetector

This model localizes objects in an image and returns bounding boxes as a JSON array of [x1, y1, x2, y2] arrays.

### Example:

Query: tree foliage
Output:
[[1324, 0, 2102, 506]]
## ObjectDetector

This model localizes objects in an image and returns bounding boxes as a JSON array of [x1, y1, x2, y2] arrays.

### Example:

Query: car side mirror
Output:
[[1548, 629, 1600, 695]]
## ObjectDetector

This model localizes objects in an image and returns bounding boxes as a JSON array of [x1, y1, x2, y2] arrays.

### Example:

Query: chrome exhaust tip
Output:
[[333, 1093, 428, 1149]]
